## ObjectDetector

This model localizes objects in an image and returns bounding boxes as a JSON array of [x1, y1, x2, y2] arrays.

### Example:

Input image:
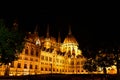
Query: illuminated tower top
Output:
[[68, 25, 72, 35], [63, 25, 78, 46], [34, 24, 38, 34], [61, 25, 80, 58], [58, 32, 61, 44]]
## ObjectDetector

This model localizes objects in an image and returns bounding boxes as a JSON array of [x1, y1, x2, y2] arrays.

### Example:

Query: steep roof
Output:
[[63, 26, 78, 46]]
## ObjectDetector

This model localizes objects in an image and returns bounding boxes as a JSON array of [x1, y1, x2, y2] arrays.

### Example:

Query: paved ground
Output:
[[0, 74, 119, 80]]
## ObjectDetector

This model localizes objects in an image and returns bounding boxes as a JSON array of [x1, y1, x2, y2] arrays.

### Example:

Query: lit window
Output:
[[71, 61, 74, 65], [46, 49, 49, 52], [35, 65, 37, 69], [36, 50, 39, 57], [49, 68, 51, 71], [30, 58, 33, 61], [49, 57, 52, 61], [17, 63, 21, 68], [45, 56, 48, 61], [45, 68, 47, 71], [24, 64, 27, 68], [10, 62, 14, 67], [30, 64, 33, 69], [25, 49, 28, 55], [62, 69, 64, 72], [31, 48, 34, 55], [41, 56, 44, 60], [53, 68, 55, 71], [35, 59, 38, 62], [24, 57, 28, 60], [41, 68, 43, 71]]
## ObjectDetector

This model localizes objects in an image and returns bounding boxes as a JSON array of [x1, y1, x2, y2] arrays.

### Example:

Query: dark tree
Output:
[[83, 48, 116, 74], [0, 19, 25, 76], [96, 52, 116, 74], [112, 47, 120, 74], [83, 58, 97, 73]]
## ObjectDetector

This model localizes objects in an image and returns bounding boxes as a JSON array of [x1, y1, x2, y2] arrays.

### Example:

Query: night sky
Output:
[[0, 9, 118, 49]]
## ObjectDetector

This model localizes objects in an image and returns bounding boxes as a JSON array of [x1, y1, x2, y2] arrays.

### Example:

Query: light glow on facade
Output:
[[0, 26, 117, 76]]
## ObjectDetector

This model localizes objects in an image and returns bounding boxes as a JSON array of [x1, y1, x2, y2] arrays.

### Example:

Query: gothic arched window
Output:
[[25, 49, 28, 55], [36, 50, 39, 57], [31, 48, 34, 55]]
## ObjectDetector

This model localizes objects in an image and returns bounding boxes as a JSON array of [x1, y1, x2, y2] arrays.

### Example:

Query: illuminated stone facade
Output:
[[0, 24, 117, 76]]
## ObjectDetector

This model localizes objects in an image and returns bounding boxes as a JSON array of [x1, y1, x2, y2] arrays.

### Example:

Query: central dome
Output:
[[63, 26, 78, 46], [63, 34, 78, 46]]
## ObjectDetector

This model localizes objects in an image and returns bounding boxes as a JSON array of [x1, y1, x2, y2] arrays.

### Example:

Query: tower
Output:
[[57, 32, 61, 52], [34, 24, 38, 34], [13, 19, 18, 30], [62, 25, 79, 57], [58, 32, 61, 44], [44, 24, 51, 49], [68, 25, 72, 35]]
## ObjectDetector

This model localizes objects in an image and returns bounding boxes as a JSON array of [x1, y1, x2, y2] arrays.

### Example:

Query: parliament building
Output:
[[0, 22, 117, 76]]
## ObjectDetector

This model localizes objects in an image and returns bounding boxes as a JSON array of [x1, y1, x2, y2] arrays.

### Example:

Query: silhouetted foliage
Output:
[[0, 19, 25, 76], [83, 49, 117, 74], [83, 58, 97, 73], [95, 52, 116, 74]]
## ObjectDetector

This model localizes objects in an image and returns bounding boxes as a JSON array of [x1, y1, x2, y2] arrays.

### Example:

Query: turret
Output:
[[13, 19, 18, 30], [68, 25, 72, 35], [58, 32, 61, 45], [34, 24, 38, 34]]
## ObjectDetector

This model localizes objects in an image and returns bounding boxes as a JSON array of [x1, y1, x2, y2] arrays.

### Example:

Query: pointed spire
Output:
[[13, 19, 18, 30], [46, 24, 49, 37], [58, 32, 61, 43], [68, 25, 72, 35], [34, 24, 38, 34]]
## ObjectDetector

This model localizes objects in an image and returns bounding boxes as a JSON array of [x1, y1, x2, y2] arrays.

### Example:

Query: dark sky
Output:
[[1, 9, 118, 49]]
